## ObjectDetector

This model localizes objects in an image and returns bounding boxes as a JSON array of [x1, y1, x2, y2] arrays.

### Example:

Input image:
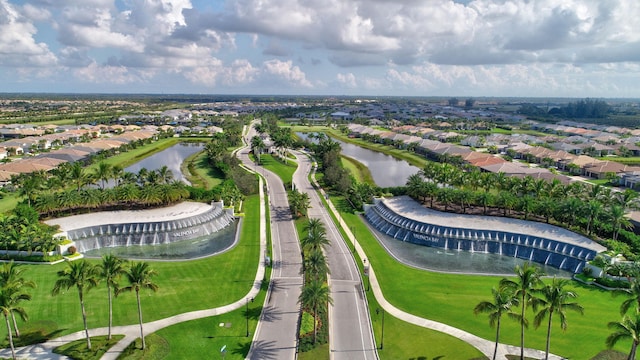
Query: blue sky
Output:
[[2, 0, 640, 97]]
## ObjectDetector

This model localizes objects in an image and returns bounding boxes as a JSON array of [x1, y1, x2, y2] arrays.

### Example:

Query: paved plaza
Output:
[[45, 201, 214, 231]]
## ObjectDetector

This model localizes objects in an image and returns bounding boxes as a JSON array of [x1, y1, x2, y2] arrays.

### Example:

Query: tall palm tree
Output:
[[0, 286, 30, 360], [298, 279, 333, 344], [533, 277, 584, 360], [618, 275, 640, 316], [304, 249, 330, 282], [0, 262, 36, 338], [98, 255, 127, 340], [499, 263, 545, 360], [157, 166, 174, 184], [118, 262, 158, 350], [52, 260, 100, 350], [301, 219, 329, 254], [474, 287, 520, 360], [69, 162, 91, 191], [607, 313, 640, 360], [610, 205, 632, 241], [94, 162, 113, 189]]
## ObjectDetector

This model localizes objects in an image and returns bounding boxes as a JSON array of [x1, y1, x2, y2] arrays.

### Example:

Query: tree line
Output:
[[406, 162, 640, 259]]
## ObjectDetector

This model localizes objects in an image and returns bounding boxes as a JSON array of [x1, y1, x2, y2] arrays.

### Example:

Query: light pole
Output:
[[376, 308, 385, 350], [246, 297, 254, 337]]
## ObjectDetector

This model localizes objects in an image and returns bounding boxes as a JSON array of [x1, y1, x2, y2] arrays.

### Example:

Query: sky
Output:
[[1, 0, 640, 98]]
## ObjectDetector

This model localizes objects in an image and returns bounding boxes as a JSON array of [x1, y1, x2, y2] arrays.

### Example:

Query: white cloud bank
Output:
[[2, 0, 640, 96]]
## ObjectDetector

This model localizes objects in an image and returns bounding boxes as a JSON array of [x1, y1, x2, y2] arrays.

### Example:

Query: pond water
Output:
[[83, 219, 239, 260], [297, 132, 420, 187], [123, 142, 204, 184], [369, 221, 572, 277]]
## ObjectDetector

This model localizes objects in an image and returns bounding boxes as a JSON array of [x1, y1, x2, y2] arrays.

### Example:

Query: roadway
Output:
[[241, 126, 303, 360], [292, 150, 377, 360]]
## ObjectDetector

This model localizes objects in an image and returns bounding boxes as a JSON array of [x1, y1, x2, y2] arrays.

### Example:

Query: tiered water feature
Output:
[[47, 201, 237, 260], [364, 196, 606, 274]]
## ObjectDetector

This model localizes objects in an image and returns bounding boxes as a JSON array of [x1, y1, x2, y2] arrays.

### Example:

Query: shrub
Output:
[[67, 246, 77, 255]]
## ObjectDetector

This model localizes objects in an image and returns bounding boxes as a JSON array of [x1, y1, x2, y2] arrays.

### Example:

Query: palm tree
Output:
[[301, 219, 329, 254], [94, 162, 113, 189], [533, 277, 584, 360], [585, 200, 603, 235], [0, 286, 30, 360], [298, 279, 333, 344], [251, 136, 266, 163], [607, 313, 640, 360], [610, 205, 633, 241], [118, 262, 158, 350], [52, 260, 100, 350], [70, 162, 91, 191], [0, 262, 36, 338], [98, 255, 127, 340], [474, 287, 520, 360], [499, 263, 545, 360], [157, 166, 174, 184], [304, 249, 330, 282], [618, 276, 640, 316]]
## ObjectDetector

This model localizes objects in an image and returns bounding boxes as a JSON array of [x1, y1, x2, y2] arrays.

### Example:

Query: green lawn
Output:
[[340, 155, 375, 185], [153, 269, 270, 360], [87, 138, 180, 171], [0, 195, 261, 343], [184, 152, 224, 189], [332, 196, 629, 359], [260, 154, 297, 185]]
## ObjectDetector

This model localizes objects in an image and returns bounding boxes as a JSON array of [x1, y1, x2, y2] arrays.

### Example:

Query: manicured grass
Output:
[[53, 335, 124, 360], [184, 152, 224, 189], [86, 138, 180, 171], [340, 155, 375, 185], [0, 195, 261, 344], [153, 271, 270, 360], [260, 154, 297, 185], [116, 333, 170, 360], [332, 195, 629, 359]]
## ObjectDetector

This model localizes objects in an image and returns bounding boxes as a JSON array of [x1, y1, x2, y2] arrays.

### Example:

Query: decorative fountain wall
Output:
[[364, 197, 605, 273], [50, 201, 235, 254]]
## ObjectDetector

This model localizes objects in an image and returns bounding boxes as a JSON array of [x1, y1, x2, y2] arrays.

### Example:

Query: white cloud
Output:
[[0, 0, 57, 67], [182, 58, 258, 86], [263, 59, 312, 87], [337, 73, 357, 88], [74, 61, 143, 84]]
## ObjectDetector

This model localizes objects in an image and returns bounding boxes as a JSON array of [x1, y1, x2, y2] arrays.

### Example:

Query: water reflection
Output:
[[369, 222, 571, 277], [297, 132, 420, 187], [124, 142, 204, 184]]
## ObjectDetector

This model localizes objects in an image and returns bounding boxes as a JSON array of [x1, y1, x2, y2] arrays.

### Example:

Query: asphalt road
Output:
[[292, 151, 377, 360], [242, 128, 303, 360]]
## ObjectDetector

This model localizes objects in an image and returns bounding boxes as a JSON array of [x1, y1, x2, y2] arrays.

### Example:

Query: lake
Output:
[[124, 142, 205, 184], [297, 132, 420, 187]]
